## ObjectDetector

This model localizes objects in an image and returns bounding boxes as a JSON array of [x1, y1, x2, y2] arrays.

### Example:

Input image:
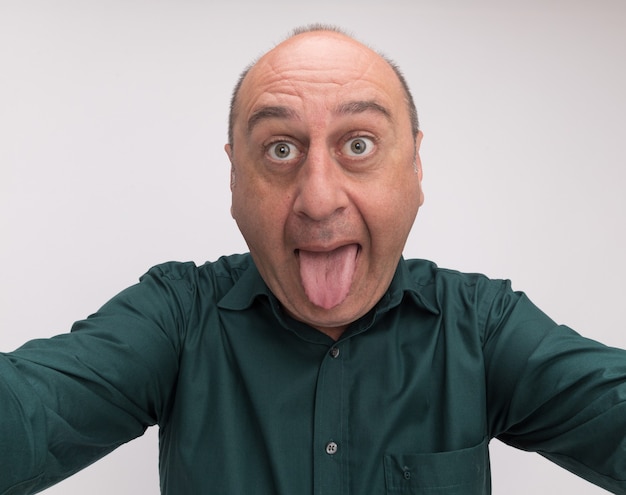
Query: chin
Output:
[[306, 300, 364, 328]]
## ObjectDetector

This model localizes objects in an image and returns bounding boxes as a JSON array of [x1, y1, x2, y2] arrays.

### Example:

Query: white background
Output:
[[1, 1, 625, 493]]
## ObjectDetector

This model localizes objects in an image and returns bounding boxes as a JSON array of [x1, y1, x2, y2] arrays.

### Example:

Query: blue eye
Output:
[[343, 136, 375, 157], [268, 142, 300, 161]]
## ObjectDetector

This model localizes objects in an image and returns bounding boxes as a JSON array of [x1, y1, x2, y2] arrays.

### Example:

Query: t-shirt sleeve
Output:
[[482, 279, 626, 493], [0, 262, 194, 494]]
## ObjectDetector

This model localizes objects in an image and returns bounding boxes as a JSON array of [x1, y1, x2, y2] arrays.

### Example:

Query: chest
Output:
[[158, 304, 490, 494]]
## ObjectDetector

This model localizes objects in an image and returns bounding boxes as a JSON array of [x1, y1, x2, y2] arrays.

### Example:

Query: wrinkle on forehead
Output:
[[247, 58, 395, 105], [256, 52, 377, 92], [264, 37, 382, 83]]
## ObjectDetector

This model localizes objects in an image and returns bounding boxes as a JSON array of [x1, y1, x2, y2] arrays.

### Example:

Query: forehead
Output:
[[236, 32, 405, 125]]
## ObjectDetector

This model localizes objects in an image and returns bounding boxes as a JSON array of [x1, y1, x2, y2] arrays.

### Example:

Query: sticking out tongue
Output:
[[298, 244, 358, 309]]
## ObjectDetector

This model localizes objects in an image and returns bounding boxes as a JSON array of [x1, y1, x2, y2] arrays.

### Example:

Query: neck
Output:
[[314, 324, 348, 341]]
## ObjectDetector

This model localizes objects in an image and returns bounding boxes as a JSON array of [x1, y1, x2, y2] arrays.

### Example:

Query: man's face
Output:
[[226, 31, 424, 335]]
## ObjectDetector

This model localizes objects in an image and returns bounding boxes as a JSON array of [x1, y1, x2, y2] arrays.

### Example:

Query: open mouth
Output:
[[295, 243, 360, 309]]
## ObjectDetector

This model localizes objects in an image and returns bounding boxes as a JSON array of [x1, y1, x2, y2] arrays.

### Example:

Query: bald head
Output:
[[227, 26, 419, 147]]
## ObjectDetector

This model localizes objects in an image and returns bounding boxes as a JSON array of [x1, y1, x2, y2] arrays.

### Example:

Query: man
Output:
[[1, 25, 625, 494]]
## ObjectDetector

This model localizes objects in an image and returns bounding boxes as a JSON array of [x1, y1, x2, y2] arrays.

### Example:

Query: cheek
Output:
[[231, 178, 290, 247], [364, 172, 421, 243]]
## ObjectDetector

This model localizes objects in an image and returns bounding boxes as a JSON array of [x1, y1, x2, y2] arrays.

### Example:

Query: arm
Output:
[[0, 263, 193, 494], [483, 281, 626, 493]]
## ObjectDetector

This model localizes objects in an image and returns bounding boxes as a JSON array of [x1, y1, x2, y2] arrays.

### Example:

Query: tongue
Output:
[[298, 244, 358, 309]]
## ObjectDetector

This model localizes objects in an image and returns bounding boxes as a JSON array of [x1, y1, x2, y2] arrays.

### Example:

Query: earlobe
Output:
[[415, 130, 424, 150]]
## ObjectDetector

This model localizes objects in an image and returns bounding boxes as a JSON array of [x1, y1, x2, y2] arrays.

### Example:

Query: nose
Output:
[[292, 148, 349, 221]]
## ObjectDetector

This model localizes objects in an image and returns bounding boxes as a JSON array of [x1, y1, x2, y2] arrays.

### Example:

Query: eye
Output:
[[342, 136, 375, 157], [267, 141, 301, 161]]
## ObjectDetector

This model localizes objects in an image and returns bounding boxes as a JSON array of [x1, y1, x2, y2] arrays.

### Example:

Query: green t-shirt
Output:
[[2, 254, 626, 494]]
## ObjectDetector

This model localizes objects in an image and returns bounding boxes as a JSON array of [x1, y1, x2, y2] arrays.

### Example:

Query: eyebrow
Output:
[[247, 106, 299, 135], [335, 100, 392, 121]]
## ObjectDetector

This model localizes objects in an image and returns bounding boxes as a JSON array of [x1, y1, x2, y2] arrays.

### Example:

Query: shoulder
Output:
[[143, 253, 252, 281], [403, 258, 508, 293], [401, 258, 518, 323], [140, 253, 254, 299]]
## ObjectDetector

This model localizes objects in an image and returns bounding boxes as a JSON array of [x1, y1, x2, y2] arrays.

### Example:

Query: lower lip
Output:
[[295, 243, 361, 255]]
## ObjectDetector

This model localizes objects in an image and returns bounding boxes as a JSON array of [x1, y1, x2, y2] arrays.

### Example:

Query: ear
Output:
[[414, 131, 424, 181], [224, 143, 235, 191], [414, 131, 425, 207]]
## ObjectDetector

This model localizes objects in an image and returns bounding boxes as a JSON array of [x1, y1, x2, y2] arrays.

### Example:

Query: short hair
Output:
[[227, 25, 419, 147]]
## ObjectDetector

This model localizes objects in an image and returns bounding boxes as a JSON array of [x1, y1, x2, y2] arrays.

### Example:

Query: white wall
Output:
[[1, 1, 625, 493]]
